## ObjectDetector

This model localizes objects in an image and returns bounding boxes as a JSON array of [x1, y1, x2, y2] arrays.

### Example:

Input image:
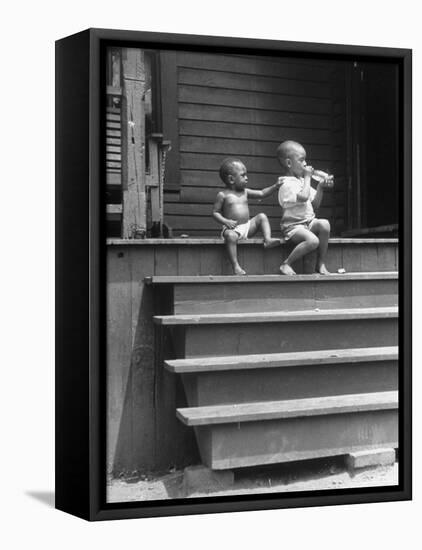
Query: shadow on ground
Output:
[[26, 491, 55, 508]]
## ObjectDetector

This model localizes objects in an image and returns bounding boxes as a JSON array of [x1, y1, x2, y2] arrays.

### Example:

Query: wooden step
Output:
[[169, 308, 398, 357], [110, 237, 398, 273], [165, 345, 398, 373], [112, 238, 398, 246], [177, 392, 399, 469], [149, 273, 398, 313], [165, 346, 398, 406], [177, 391, 398, 426], [154, 306, 398, 326], [147, 272, 398, 285]]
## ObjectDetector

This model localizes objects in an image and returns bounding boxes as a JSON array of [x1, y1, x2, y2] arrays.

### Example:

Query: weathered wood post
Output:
[[121, 48, 146, 238]]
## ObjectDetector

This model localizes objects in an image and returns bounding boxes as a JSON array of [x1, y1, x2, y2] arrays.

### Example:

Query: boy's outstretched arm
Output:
[[212, 191, 238, 229], [312, 176, 334, 210], [246, 179, 282, 199], [312, 183, 325, 211]]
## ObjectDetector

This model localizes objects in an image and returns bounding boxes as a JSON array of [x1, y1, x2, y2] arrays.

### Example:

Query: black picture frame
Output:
[[55, 28, 412, 521]]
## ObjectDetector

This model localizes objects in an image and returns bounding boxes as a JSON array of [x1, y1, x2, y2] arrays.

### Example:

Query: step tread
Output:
[[154, 306, 398, 325], [165, 346, 398, 373], [146, 271, 398, 285], [108, 237, 398, 246], [176, 391, 399, 426]]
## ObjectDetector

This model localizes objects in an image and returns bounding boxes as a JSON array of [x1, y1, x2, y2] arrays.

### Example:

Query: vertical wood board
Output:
[[106, 250, 135, 473], [121, 49, 146, 237]]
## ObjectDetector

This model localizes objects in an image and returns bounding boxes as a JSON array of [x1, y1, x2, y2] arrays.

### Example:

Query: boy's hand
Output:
[[225, 219, 238, 229], [303, 165, 314, 177]]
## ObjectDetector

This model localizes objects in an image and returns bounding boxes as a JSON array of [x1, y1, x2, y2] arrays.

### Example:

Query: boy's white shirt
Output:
[[278, 176, 316, 229]]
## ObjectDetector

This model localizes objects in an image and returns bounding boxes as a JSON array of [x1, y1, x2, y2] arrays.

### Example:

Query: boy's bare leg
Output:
[[310, 219, 331, 274], [248, 213, 280, 248], [224, 230, 246, 275], [280, 227, 319, 275]]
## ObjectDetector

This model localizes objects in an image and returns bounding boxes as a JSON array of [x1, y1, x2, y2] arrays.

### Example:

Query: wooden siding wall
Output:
[[330, 64, 351, 234], [164, 52, 349, 237]]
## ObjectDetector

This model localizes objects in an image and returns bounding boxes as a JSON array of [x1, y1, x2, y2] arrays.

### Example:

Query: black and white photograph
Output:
[[104, 41, 407, 505], [4, 0, 421, 544]]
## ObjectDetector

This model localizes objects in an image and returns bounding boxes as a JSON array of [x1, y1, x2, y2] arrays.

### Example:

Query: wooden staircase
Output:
[[150, 257, 399, 471]]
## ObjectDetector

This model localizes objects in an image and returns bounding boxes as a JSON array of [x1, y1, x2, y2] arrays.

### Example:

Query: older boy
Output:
[[277, 141, 333, 275], [213, 158, 281, 275]]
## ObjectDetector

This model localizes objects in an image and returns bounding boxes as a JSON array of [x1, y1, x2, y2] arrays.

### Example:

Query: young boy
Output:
[[213, 158, 281, 275], [276, 140, 333, 276]]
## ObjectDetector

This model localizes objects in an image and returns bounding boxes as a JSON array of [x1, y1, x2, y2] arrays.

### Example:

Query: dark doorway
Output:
[[350, 61, 399, 232]]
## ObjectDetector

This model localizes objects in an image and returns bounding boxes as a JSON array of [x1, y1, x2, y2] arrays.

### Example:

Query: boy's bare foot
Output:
[[263, 238, 281, 249], [233, 265, 247, 275], [280, 263, 296, 276], [317, 263, 330, 275]]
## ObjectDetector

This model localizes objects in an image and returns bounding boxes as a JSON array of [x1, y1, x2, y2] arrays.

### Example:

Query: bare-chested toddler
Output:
[[213, 158, 281, 275]]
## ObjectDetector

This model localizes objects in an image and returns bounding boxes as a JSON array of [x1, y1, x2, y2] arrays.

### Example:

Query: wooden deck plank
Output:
[[154, 306, 398, 325], [146, 272, 398, 284], [107, 238, 398, 246], [165, 346, 398, 373], [176, 391, 398, 426]]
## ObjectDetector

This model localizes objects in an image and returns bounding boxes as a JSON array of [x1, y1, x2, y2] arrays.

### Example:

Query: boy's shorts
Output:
[[221, 220, 251, 241], [282, 217, 316, 241]]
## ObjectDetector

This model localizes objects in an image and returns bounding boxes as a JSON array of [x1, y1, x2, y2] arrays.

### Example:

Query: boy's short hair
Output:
[[276, 140, 302, 161], [219, 158, 243, 185]]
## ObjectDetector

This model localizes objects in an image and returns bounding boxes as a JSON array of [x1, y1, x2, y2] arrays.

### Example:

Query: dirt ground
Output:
[[107, 457, 398, 503]]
